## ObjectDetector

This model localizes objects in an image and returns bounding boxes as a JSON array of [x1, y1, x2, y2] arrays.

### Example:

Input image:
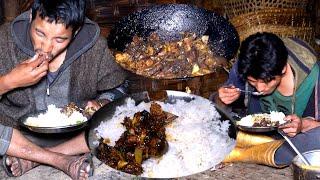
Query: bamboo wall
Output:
[[2, 0, 319, 52]]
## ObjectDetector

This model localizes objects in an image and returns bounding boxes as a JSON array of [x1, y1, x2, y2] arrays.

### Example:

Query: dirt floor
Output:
[[0, 157, 293, 180]]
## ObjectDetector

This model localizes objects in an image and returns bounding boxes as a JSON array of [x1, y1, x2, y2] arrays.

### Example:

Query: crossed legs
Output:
[[5, 129, 91, 179]]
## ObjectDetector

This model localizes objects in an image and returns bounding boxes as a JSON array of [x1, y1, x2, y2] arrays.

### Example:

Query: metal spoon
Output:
[[278, 129, 311, 165], [223, 86, 264, 96], [236, 88, 264, 96]]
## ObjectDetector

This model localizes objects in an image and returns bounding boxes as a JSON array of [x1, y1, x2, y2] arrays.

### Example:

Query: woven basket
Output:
[[202, 0, 224, 14], [223, 0, 309, 19], [231, 8, 312, 28], [230, 8, 315, 42], [238, 25, 314, 43]]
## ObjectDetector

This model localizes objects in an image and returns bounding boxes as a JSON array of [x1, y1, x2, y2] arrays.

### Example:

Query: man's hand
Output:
[[217, 85, 241, 105], [0, 54, 48, 94], [278, 114, 302, 137], [85, 99, 110, 111], [85, 100, 102, 112], [279, 115, 320, 137], [84, 100, 110, 116]]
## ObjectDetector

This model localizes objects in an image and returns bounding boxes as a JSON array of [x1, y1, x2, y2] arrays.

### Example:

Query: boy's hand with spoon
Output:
[[218, 85, 241, 105]]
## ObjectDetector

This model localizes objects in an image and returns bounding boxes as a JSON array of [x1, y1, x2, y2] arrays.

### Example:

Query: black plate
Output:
[[234, 113, 283, 133], [237, 124, 278, 133], [19, 111, 89, 134]]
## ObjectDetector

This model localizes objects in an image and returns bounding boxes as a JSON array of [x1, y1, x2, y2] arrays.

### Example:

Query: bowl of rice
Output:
[[20, 104, 88, 133], [89, 90, 237, 178]]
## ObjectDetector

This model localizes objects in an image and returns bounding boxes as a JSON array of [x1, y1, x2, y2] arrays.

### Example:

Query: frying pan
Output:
[[107, 4, 240, 60]]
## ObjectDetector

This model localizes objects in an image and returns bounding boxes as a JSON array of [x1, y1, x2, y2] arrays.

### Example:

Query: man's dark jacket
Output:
[[0, 11, 126, 127]]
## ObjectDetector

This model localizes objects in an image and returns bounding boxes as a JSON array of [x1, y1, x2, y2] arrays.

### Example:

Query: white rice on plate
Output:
[[237, 111, 286, 127], [94, 97, 236, 178], [25, 105, 87, 127]]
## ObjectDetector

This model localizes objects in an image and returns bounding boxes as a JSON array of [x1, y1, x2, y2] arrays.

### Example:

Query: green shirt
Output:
[[260, 90, 293, 115], [260, 63, 319, 117]]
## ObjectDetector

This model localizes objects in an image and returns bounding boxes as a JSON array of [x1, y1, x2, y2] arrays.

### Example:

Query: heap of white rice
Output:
[[94, 97, 236, 178], [238, 111, 286, 127], [25, 105, 87, 127]]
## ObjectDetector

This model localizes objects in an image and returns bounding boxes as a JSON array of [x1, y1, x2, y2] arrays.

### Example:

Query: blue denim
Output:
[[275, 126, 320, 165], [0, 125, 13, 155]]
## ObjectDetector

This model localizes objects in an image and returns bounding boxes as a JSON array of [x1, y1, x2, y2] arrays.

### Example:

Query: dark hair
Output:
[[31, 0, 86, 33], [237, 32, 288, 82]]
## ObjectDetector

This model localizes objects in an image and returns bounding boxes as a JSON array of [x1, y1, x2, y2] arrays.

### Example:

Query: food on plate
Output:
[[96, 102, 172, 175], [61, 102, 98, 117], [114, 32, 227, 79], [24, 103, 87, 127], [94, 97, 235, 178], [237, 111, 286, 127], [60, 102, 83, 117]]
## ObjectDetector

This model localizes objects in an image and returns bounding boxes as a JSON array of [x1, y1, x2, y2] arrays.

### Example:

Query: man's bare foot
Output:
[[65, 153, 93, 180], [4, 156, 39, 176]]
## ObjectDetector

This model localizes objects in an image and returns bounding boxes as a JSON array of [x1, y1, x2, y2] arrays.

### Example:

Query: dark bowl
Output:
[[292, 150, 320, 180]]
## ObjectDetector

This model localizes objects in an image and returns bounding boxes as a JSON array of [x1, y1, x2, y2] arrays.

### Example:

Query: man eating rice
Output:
[[217, 32, 320, 167], [0, 37, 92, 179], [0, 0, 128, 179]]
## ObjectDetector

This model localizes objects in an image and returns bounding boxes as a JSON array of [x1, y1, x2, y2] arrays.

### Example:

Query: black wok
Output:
[[107, 4, 240, 60]]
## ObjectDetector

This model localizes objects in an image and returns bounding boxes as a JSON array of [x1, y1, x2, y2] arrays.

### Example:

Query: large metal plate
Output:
[[19, 111, 89, 134], [89, 90, 237, 178]]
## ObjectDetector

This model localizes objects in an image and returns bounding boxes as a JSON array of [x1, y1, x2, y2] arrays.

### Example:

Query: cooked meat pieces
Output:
[[115, 32, 227, 79], [252, 115, 280, 127], [60, 102, 82, 117], [97, 102, 174, 175]]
